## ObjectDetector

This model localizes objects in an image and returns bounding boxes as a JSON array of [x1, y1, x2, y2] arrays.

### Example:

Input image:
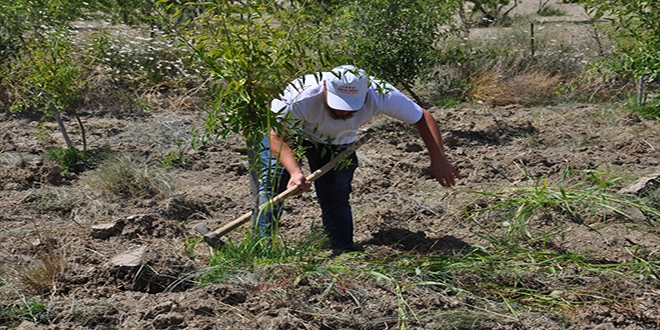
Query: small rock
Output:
[[32, 237, 58, 250], [121, 314, 143, 329], [110, 246, 147, 268], [549, 290, 563, 298], [139, 199, 157, 207], [15, 321, 40, 330], [42, 164, 62, 184], [618, 172, 660, 196], [403, 142, 423, 152], [592, 323, 616, 330], [146, 301, 175, 319], [91, 222, 121, 239]]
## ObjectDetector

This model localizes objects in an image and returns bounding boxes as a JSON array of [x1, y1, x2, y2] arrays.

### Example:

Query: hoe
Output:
[[193, 134, 370, 248]]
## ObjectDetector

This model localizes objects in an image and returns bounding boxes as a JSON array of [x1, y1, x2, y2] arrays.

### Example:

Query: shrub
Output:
[[334, 0, 461, 106], [581, 0, 660, 107]]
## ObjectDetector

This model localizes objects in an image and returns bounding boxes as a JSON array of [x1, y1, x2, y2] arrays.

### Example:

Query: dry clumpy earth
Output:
[[2, 3, 660, 330], [1, 102, 659, 330]]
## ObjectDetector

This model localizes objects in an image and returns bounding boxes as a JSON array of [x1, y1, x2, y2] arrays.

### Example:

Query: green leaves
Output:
[[581, 0, 660, 82], [167, 0, 324, 143], [8, 27, 84, 116], [330, 0, 461, 105]]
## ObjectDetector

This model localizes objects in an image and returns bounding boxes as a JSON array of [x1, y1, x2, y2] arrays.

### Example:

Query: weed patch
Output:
[[84, 154, 174, 200], [20, 233, 63, 294], [0, 298, 48, 327], [463, 168, 660, 247]]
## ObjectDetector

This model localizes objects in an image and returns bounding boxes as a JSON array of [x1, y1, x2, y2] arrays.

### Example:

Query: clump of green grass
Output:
[[84, 154, 174, 200], [630, 102, 660, 121], [0, 298, 48, 327], [46, 147, 93, 174], [46, 145, 112, 175], [463, 167, 660, 247], [200, 231, 328, 283]]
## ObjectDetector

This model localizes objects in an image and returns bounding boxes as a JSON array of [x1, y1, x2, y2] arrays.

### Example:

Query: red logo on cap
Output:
[[337, 86, 359, 95]]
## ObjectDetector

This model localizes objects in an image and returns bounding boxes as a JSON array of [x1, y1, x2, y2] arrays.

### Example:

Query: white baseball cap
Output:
[[325, 65, 368, 111]]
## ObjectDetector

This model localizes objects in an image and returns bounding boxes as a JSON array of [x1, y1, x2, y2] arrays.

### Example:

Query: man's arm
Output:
[[269, 128, 312, 194], [414, 109, 460, 187]]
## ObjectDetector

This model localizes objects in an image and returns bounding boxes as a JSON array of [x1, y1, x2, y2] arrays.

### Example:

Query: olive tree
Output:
[[2, 0, 162, 171], [580, 0, 660, 106], [2, 0, 98, 171], [329, 0, 461, 106], [158, 0, 326, 197]]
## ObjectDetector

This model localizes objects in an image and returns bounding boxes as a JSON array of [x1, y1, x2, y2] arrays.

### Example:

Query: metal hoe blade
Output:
[[193, 223, 224, 249]]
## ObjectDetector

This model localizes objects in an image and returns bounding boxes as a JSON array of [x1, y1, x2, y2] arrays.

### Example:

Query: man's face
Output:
[[323, 82, 359, 120], [327, 107, 355, 120]]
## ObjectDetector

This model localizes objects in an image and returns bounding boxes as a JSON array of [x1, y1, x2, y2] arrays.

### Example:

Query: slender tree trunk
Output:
[[245, 138, 261, 220], [74, 112, 87, 151], [51, 104, 74, 149], [637, 76, 645, 106]]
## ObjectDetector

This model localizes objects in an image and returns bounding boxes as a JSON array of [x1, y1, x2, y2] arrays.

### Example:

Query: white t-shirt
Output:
[[271, 72, 423, 145]]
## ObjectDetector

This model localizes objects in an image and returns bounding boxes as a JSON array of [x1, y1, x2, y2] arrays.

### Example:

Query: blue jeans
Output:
[[256, 136, 358, 249]]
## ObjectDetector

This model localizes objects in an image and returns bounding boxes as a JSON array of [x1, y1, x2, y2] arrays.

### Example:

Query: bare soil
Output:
[[2, 2, 660, 330], [2, 100, 660, 330]]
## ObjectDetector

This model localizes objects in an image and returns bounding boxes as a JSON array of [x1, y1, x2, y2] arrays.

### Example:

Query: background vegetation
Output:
[[1, 0, 659, 328]]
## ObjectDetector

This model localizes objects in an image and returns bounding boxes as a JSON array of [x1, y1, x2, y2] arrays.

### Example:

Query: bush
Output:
[[334, 0, 461, 106], [581, 0, 660, 98]]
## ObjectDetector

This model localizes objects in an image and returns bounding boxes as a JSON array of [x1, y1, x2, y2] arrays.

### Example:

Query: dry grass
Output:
[[84, 154, 174, 200], [465, 70, 562, 107], [24, 186, 85, 215], [427, 8, 639, 108], [19, 232, 64, 294]]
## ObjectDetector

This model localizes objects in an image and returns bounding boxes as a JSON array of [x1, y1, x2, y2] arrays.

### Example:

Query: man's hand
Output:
[[269, 129, 312, 195], [288, 171, 312, 195], [430, 159, 460, 187], [414, 109, 460, 188]]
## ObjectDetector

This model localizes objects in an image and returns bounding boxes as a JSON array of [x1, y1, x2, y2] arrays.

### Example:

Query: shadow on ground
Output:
[[362, 228, 471, 254]]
